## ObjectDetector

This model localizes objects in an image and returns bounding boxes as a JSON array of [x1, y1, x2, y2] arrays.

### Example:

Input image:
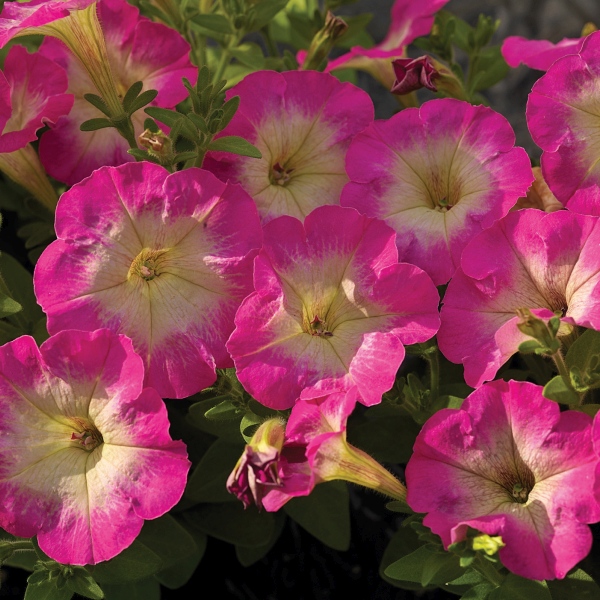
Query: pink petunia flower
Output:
[[228, 388, 407, 512], [501, 35, 584, 71], [34, 162, 262, 399], [227, 205, 440, 409], [0, 329, 190, 565], [38, 0, 196, 186], [406, 379, 600, 581], [323, 0, 450, 87], [0, 44, 73, 210], [438, 209, 600, 388], [203, 70, 373, 224], [0, 0, 125, 118], [527, 30, 600, 215], [342, 98, 532, 285]]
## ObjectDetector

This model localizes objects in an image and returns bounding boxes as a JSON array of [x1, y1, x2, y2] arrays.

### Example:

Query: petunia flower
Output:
[[203, 70, 373, 224], [227, 205, 440, 409], [527, 30, 600, 215], [406, 379, 600, 581], [0, 0, 123, 117], [501, 35, 584, 71], [34, 162, 262, 399], [323, 0, 451, 88], [438, 209, 600, 388], [228, 389, 407, 512], [342, 98, 532, 285], [0, 329, 190, 565], [38, 0, 196, 185], [0, 44, 73, 210]]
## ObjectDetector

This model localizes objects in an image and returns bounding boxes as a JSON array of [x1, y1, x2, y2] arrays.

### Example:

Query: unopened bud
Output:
[[301, 11, 348, 71], [391, 56, 439, 95]]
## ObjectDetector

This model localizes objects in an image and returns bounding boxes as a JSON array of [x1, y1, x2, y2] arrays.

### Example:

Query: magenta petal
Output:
[[0, 330, 190, 565], [406, 380, 600, 581], [501, 35, 583, 71], [228, 205, 439, 409], [35, 162, 262, 398], [438, 209, 600, 387]]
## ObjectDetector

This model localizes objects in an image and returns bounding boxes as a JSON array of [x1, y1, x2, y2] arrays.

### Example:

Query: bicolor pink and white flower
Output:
[[204, 70, 373, 223], [0, 329, 190, 565], [38, 0, 196, 185], [438, 209, 600, 388], [229, 388, 407, 512], [502, 35, 584, 71], [406, 379, 600, 580], [342, 98, 532, 285], [34, 162, 262, 399], [0, 44, 72, 209], [527, 30, 600, 215], [227, 205, 440, 409]]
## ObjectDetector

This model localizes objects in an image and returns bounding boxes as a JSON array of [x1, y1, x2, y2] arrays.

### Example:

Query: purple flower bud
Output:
[[390, 56, 438, 95]]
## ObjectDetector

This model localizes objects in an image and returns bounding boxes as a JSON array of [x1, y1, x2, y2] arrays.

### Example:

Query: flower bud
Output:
[[391, 56, 439, 95], [226, 418, 286, 509], [301, 11, 348, 71]]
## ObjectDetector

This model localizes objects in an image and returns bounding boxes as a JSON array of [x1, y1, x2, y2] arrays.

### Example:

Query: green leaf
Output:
[[80, 118, 114, 132], [144, 106, 182, 127], [0, 293, 21, 318], [247, 0, 289, 31], [182, 502, 275, 547], [420, 550, 464, 587], [190, 13, 233, 33], [25, 578, 73, 600], [187, 397, 243, 442], [66, 569, 104, 599], [229, 43, 266, 70], [207, 135, 262, 158], [126, 89, 158, 115], [86, 538, 162, 584], [235, 512, 286, 567], [284, 481, 350, 551], [543, 376, 579, 404], [471, 46, 509, 91], [154, 532, 205, 589], [547, 568, 600, 599], [0, 253, 45, 330], [122, 81, 143, 111], [83, 93, 111, 117], [100, 578, 160, 600], [186, 112, 210, 135], [461, 582, 496, 599], [577, 403, 600, 417], [204, 400, 244, 420], [240, 410, 262, 441], [489, 574, 551, 600], [384, 545, 435, 582], [185, 438, 244, 503], [518, 340, 543, 354]]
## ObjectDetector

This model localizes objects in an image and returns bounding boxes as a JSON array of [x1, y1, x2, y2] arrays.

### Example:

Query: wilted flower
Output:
[[406, 379, 600, 580], [204, 70, 373, 223], [0, 329, 190, 565], [227, 205, 440, 409], [438, 209, 600, 387], [342, 98, 532, 285], [35, 162, 262, 399]]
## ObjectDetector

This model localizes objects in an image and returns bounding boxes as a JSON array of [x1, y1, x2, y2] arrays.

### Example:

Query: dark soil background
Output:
[[2, 0, 600, 598]]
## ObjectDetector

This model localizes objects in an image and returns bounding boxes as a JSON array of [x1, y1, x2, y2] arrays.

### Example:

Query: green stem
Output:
[[472, 555, 504, 587], [423, 346, 440, 404], [261, 26, 279, 57], [212, 45, 233, 84], [551, 349, 583, 404]]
